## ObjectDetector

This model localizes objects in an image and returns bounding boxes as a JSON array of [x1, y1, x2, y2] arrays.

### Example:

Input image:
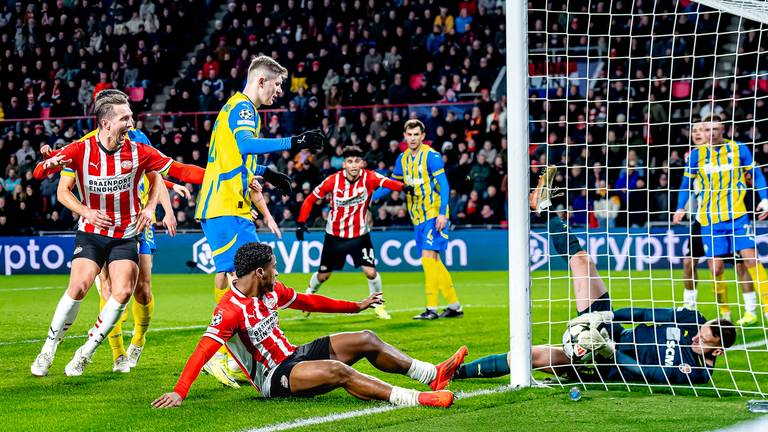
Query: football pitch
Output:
[[1, 270, 765, 431]]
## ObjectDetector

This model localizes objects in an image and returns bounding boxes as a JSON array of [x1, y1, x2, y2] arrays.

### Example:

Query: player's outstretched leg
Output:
[[31, 258, 99, 377], [96, 267, 131, 373], [289, 360, 454, 407], [328, 330, 467, 391], [128, 254, 155, 368], [202, 271, 240, 387], [455, 352, 510, 379]]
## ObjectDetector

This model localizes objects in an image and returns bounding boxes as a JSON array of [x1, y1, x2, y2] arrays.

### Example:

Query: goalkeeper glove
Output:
[[576, 327, 616, 360], [296, 222, 308, 241], [291, 129, 326, 152], [757, 198, 768, 213], [568, 310, 614, 328], [263, 168, 293, 196]]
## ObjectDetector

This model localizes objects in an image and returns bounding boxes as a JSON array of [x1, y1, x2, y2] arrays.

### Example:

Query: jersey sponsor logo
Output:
[[239, 109, 254, 120], [210, 311, 223, 326], [679, 363, 692, 374], [120, 160, 133, 170], [237, 120, 256, 126], [664, 327, 681, 366], [87, 173, 133, 194], [206, 326, 220, 335], [701, 162, 734, 175], [334, 193, 367, 207], [248, 310, 279, 344]]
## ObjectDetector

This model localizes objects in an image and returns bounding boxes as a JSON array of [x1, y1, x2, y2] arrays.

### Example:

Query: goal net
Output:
[[525, 0, 768, 396]]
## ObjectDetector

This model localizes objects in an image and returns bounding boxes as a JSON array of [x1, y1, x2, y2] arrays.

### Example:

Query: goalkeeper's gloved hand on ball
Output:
[[576, 327, 616, 360], [291, 129, 326, 152], [263, 168, 293, 196], [569, 310, 614, 328], [296, 222, 308, 242]]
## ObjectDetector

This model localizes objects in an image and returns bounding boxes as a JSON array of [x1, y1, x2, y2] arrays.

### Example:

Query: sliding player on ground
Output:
[[296, 146, 412, 320], [30, 91, 179, 377], [454, 173, 735, 384], [677, 120, 755, 326], [373, 119, 462, 320], [152, 242, 466, 408], [195, 55, 324, 386], [674, 115, 768, 326]]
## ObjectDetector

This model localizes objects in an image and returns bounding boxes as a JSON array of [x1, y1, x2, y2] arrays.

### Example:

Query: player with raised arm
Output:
[[372, 119, 462, 320], [677, 120, 755, 326], [296, 146, 412, 320], [674, 115, 768, 326], [152, 242, 466, 409], [30, 91, 180, 377], [453, 176, 736, 385], [195, 55, 325, 386]]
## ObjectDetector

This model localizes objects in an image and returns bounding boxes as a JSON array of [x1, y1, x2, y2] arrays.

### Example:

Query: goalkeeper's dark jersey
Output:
[[606, 307, 712, 385]]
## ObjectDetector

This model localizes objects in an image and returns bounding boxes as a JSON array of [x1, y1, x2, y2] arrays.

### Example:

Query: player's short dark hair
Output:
[[342, 145, 363, 159], [234, 242, 274, 278], [711, 318, 736, 349], [403, 119, 425, 133], [93, 90, 129, 124]]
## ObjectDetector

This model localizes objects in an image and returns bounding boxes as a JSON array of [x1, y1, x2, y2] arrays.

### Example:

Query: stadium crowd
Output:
[[0, 0, 508, 235], [528, 0, 768, 228]]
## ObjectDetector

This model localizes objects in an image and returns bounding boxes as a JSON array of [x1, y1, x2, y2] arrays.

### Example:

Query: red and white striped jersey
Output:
[[204, 282, 298, 393], [57, 133, 173, 238], [310, 170, 396, 238]]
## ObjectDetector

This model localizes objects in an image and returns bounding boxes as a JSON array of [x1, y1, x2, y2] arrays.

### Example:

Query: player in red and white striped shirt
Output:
[[152, 242, 465, 408], [296, 146, 411, 319], [30, 91, 176, 378]]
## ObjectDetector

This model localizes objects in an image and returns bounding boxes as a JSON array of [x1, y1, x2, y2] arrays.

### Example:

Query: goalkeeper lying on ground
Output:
[[456, 167, 736, 385]]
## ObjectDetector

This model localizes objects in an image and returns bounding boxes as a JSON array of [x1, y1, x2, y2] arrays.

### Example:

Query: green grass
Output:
[[0, 270, 765, 431]]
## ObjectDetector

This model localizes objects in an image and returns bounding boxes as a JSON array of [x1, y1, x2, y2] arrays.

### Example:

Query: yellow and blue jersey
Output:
[[393, 144, 449, 226], [195, 92, 262, 220], [678, 140, 768, 226]]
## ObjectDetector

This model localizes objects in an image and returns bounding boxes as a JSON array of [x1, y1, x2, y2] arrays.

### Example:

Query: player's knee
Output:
[[67, 279, 91, 299], [318, 272, 331, 283], [326, 360, 353, 384], [358, 329, 381, 348], [364, 269, 377, 279]]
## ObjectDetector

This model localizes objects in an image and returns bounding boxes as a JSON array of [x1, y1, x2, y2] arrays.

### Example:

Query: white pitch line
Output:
[[0, 304, 508, 347], [0, 286, 62, 292], [728, 339, 768, 351], [243, 385, 515, 432]]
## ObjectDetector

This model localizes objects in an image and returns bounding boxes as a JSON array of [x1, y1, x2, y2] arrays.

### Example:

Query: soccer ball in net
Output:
[[562, 323, 594, 363]]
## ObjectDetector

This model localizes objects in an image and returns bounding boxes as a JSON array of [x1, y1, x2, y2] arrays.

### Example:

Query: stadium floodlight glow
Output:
[[693, 0, 768, 25], [507, 0, 532, 389]]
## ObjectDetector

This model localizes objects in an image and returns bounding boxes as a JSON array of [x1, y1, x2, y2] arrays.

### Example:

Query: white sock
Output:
[[308, 272, 323, 293], [388, 386, 420, 406], [368, 273, 382, 295], [407, 359, 437, 385], [82, 297, 127, 357], [743, 291, 757, 314], [447, 302, 462, 311], [41, 294, 82, 355], [683, 289, 698, 308]]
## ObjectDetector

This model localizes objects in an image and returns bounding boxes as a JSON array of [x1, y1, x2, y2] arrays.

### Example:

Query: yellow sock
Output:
[[746, 264, 768, 314], [422, 257, 440, 309], [713, 273, 730, 315], [435, 259, 460, 305], [214, 284, 229, 355], [130, 297, 154, 347]]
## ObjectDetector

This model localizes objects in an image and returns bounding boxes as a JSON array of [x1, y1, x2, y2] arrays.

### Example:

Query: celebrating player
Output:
[[152, 242, 466, 408], [677, 120, 756, 326], [453, 177, 735, 385], [195, 55, 326, 385], [373, 119, 462, 320], [296, 146, 412, 320], [674, 115, 768, 326], [30, 91, 181, 377]]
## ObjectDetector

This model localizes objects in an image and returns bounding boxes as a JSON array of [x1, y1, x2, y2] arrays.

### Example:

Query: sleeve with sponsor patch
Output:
[[203, 306, 241, 345], [366, 169, 404, 192], [229, 101, 258, 134], [57, 140, 86, 174], [138, 143, 173, 173], [273, 282, 298, 309]]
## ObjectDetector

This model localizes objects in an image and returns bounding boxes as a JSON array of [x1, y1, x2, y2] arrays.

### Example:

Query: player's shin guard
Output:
[[456, 353, 510, 379], [548, 215, 583, 263], [367, 273, 382, 295], [422, 257, 440, 310], [713, 273, 731, 316], [82, 297, 128, 357], [130, 296, 154, 348], [436, 259, 460, 307], [746, 263, 768, 315], [41, 294, 82, 355]]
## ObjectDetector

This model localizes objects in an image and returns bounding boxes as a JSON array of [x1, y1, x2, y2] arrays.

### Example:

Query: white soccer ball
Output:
[[562, 323, 594, 362]]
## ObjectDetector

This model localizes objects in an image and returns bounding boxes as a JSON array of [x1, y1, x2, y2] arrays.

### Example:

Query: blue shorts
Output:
[[139, 226, 156, 255], [701, 215, 756, 258], [414, 217, 449, 254], [201, 216, 259, 273]]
